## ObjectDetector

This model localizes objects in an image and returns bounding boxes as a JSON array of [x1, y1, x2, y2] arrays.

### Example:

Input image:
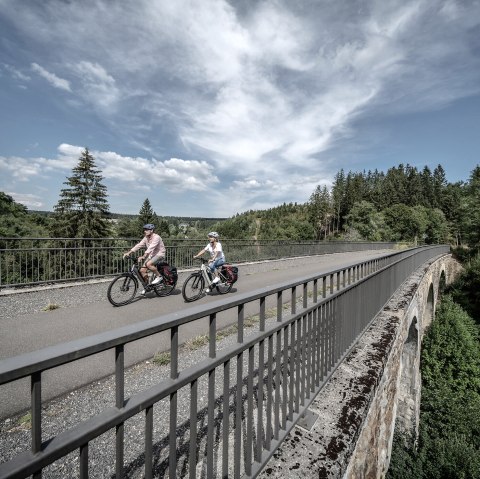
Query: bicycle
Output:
[[107, 256, 177, 307], [182, 258, 233, 302]]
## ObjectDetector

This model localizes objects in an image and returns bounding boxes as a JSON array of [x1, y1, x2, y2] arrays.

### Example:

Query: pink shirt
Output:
[[131, 233, 165, 258]]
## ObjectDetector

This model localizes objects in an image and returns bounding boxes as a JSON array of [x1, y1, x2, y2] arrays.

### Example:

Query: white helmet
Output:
[[207, 231, 219, 239]]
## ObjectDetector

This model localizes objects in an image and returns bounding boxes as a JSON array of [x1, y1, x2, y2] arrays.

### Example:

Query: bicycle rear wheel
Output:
[[182, 273, 205, 302], [215, 271, 233, 294], [107, 273, 138, 306], [154, 277, 177, 297]]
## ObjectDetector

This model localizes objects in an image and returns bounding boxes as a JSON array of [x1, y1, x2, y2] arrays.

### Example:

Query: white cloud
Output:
[[69, 61, 120, 110], [31, 62, 71, 91], [2, 63, 31, 82], [7, 192, 43, 208]]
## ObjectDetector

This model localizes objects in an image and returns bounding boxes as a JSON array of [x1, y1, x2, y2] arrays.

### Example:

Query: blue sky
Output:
[[0, 0, 479, 217]]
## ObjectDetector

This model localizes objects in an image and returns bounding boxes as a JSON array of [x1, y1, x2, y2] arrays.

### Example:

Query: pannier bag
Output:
[[221, 264, 239, 284], [157, 262, 178, 285]]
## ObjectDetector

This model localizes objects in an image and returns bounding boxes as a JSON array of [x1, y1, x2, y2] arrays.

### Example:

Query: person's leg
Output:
[[149, 255, 165, 284], [139, 265, 149, 282], [211, 259, 225, 283]]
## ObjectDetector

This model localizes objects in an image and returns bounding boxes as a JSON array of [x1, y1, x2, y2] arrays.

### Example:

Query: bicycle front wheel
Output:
[[107, 273, 138, 306], [182, 273, 205, 302]]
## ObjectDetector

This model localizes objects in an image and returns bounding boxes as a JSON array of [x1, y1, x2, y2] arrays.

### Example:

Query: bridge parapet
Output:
[[0, 246, 451, 478]]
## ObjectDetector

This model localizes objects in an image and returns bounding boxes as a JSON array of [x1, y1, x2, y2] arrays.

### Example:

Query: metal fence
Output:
[[0, 238, 403, 288], [0, 245, 449, 478]]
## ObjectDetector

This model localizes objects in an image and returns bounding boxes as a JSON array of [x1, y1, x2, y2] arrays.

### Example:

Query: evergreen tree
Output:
[[464, 165, 480, 247], [421, 166, 435, 208], [331, 169, 346, 233], [136, 198, 159, 232], [50, 148, 111, 238], [405, 164, 424, 206], [308, 185, 332, 239], [432, 164, 447, 209]]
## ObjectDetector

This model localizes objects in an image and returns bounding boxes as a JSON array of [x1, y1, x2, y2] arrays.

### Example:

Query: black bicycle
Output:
[[182, 258, 234, 302], [107, 256, 177, 307]]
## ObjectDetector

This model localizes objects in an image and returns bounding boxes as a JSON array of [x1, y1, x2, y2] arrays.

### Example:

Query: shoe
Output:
[[205, 288, 211, 293], [152, 276, 163, 285], [212, 277, 220, 284], [140, 289, 146, 295]]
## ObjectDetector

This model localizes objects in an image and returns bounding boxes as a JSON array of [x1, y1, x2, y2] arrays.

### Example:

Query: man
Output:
[[123, 224, 165, 294]]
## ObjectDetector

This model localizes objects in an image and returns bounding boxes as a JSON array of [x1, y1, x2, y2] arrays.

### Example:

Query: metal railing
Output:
[[0, 238, 403, 288], [0, 245, 449, 478]]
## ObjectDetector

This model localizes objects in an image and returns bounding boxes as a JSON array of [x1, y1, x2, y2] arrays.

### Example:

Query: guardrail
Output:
[[0, 238, 403, 288], [0, 245, 449, 478]]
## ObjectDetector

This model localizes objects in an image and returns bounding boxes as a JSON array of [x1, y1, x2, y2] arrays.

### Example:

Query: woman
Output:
[[193, 231, 225, 289]]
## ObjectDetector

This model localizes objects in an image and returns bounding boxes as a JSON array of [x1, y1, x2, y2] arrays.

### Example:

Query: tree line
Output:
[[0, 148, 479, 249]]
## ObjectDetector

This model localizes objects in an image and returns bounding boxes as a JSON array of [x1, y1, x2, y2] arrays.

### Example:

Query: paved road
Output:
[[0, 250, 393, 418]]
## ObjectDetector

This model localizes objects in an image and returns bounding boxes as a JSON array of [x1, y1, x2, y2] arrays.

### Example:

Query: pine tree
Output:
[[51, 148, 111, 238], [331, 169, 346, 233], [308, 185, 332, 240], [136, 198, 159, 230], [464, 165, 480, 247], [432, 164, 447, 209]]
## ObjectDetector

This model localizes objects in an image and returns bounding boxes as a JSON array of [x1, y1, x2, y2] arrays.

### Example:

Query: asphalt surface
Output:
[[0, 250, 393, 419]]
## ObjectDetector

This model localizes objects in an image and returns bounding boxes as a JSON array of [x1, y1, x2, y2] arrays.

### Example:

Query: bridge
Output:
[[0, 243, 457, 478]]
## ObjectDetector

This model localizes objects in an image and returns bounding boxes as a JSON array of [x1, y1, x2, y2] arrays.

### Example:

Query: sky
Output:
[[0, 0, 479, 218]]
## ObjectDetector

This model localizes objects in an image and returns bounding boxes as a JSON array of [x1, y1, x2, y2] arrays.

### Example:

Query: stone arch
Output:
[[439, 269, 447, 297], [423, 283, 435, 331], [396, 315, 420, 438]]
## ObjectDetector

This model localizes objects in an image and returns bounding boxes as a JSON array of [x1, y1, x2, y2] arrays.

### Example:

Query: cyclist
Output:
[[193, 231, 225, 291], [123, 224, 166, 294]]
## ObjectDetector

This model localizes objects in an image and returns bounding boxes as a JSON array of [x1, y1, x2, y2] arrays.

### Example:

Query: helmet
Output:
[[143, 224, 155, 230], [207, 231, 219, 239]]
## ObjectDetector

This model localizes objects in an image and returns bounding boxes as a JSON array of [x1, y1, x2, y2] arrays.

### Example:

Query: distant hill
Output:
[[28, 210, 226, 223]]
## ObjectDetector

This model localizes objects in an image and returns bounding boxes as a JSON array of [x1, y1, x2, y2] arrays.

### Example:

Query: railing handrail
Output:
[[0, 246, 413, 385], [0, 238, 406, 289]]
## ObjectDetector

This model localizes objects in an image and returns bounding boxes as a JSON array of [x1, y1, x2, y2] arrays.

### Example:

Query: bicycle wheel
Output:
[[182, 273, 205, 302], [154, 277, 177, 297], [107, 273, 138, 306], [215, 271, 233, 294]]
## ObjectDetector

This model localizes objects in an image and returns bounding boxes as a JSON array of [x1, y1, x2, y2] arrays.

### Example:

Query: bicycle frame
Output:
[[129, 259, 151, 288], [199, 259, 215, 285]]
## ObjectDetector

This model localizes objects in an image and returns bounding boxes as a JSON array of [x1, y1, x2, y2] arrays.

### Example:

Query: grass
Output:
[[153, 351, 171, 366], [42, 303, 60, 311]]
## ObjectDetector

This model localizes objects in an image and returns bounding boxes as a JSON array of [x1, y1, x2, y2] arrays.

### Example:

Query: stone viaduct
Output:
[[258, 253, 462, 478]]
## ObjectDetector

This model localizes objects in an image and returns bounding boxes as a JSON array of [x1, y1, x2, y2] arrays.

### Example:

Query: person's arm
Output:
[[194, 246, 207, 258], [123, 237, 145, 257]]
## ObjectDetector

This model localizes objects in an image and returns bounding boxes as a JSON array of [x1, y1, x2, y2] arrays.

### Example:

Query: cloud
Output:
[[1, 144, 219, 193], [7, 192, 44, 208], [31, 62, 71, 91], [68, 61, 120, 110], [0, 151, 78, 181], [1, 63, 31, 82]]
